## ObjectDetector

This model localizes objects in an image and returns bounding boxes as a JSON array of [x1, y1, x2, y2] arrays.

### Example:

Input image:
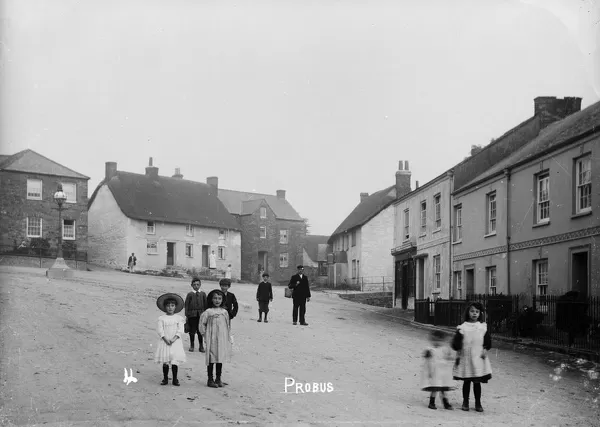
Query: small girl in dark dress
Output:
[[452, 302, 492, 412]]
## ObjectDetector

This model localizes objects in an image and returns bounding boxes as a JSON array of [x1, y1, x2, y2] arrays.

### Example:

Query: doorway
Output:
[[418, 258, 425, 299], [167, 242, 175, 266], [465, 268, 475, 296], [258, 251, 268, 275], [572, 251, 589, 298], [202, 245, 209, 268]]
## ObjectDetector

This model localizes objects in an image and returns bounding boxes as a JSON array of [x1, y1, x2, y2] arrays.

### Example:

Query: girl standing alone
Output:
[[154, 293, 187, 386], [200, 289, 232, 388], [452, 302, 492, 412]]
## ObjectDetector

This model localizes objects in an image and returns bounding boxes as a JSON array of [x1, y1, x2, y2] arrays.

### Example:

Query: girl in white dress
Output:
[[452, 302, 492, 412], [421, 330, 456, 410], [200, 289, 232, 388], [154, 293, 186, 386]]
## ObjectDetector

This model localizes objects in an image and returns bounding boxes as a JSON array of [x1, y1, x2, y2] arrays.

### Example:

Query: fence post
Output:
[[39, 248, 42, 268]]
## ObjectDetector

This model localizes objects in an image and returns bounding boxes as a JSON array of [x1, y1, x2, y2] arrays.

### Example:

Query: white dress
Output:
[[452, 321, 492, 382], [421, 345, 456, 391], [199, 308, 232, 364], [154, 314, 187, 365]]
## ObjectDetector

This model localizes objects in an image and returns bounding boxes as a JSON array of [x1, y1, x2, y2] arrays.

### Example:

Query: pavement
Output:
[[1, 266, 599, 427]]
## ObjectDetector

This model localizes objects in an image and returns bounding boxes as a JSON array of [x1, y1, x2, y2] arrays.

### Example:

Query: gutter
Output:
[[504, 168, 511, 295], [447, 170, 454, 298]]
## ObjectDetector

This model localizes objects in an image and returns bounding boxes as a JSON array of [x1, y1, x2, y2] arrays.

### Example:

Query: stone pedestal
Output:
[[46, 258, 74, 279]]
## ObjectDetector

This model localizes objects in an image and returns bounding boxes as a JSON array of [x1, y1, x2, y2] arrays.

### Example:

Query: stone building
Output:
[[0, 149, 90, 257], [87, 159, 241, 276]]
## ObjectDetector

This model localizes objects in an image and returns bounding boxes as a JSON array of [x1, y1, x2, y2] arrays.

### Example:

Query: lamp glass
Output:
[[53, 191, 67, 203]]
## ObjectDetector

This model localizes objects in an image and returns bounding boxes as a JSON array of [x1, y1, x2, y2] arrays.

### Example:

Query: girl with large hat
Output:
[[154, 293, 187, 386]]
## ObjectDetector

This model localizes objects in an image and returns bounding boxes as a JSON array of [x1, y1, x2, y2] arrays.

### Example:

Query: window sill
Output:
[[62, 237, 76, 241], [484, 232, 497, 238], [419, 233, 427, 238], [532, 221, 550, 228], [432, 290, 440, 295], [452, 240, 462, 245], [433, 229, 441, 234], [147, 253, 159, 256], [146, 232, 156, 235], [27, 197, 42, 201], [571, 210, 592, 219]]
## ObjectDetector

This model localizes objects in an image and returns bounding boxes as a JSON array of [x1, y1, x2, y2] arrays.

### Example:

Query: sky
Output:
[[1, 0, 599, 236]]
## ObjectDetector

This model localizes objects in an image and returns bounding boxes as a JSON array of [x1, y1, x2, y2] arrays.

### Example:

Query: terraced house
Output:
[[452, 98, 599, 300], [87, 159, 241, 278]]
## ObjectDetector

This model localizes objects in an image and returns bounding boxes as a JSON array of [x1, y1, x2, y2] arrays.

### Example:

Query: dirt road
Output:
[[1, 266, 599, 426]]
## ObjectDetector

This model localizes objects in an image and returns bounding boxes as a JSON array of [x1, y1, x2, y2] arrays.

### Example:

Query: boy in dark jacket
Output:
[[184, 277, 207, 352], [256, 273, 274, 323], [219, 278, 239, 320]]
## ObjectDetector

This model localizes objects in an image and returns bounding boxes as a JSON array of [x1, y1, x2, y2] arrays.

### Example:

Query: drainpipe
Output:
[[504, 168, 511, 295], [447, 170, 454, 299]]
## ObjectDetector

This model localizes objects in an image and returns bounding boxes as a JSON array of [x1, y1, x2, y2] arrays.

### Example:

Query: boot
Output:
[[462, 400, 469, 411], [215, 363, 227, 387], [189, 335, 195, 352], [428, 396, 437, 409], [475, 402, 484, 412], [172, 365, 180, 386], [207, 364, 218, 388], [199, 335, 205, 353], [442, 398, 453, 410], [161, 364, 169, 385]]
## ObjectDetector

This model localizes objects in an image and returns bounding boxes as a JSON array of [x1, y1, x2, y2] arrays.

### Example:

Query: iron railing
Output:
[[0, 244, 87, 261]]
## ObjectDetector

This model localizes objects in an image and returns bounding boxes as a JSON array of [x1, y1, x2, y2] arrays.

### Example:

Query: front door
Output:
[[572, 251, 589, 298], [401, 263, 409, 309], [418, 258, 425, 299], [395, 261, 402, 305], [465, 268, 475, 297], [167, 242, 175, 266], [202, 245, 209, 268]]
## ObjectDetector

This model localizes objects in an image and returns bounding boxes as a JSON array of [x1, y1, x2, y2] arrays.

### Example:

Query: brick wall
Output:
[[239, 203, 306, 284], [88, 185, 128, 268], [0, 171, 89, 251]]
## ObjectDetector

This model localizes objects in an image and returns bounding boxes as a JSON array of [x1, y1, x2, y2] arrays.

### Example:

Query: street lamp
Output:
[[46, 184, 74, 278]]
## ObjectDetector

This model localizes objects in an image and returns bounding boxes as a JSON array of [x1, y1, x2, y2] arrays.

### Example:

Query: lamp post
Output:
[[46, 184, 74, 278]]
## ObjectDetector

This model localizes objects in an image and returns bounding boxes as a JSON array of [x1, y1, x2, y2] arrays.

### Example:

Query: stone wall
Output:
[[338, 291, 393, 308], [0, 254, 88, 270]]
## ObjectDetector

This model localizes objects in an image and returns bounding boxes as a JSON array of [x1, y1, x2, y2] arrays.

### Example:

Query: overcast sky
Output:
[[1, 0, 599, 236]]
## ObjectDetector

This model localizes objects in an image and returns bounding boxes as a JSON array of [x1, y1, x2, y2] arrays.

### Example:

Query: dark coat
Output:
[[256, 281, 273, 302], [223, 291, 239, 319], [184, 291, 208, 318], [288, 274, 311, 300], [128, 255, 136, 266]]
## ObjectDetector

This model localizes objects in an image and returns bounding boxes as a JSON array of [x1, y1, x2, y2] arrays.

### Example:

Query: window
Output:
[[26, 217, 42, 237], [147, 221, 155, 234], [344, 234, 349, 250], [486, 192, 497, 234], [279, 253, 288, 268], [62, 183, 76, 203], [186, 224, 194, 237], [260, 207, 267, 218], [434, 194, 441, 230], [535, 259, 548, 312], [351, 230, 356, 247], [318, 261, 327, 276], [147, 241, 158, 254], [352, 259, 357, 278], [454, 271, 463, 299], [404, 209, 410, 240], [487, 266, 497, 295], [260, 226, 266, 239], [185, 243, 193, 257], [218, 246, 226, 260], [454, 205, 462, 242], [575, 156, 592, 214], [280, 229, 288, 244], [420, 201, 427, 232], [433, 255, 441, 289], [62, 219, 75, 240], [536, 174, 550, 223], [219, 229, 228, 239], [27, 179, 42, 200]]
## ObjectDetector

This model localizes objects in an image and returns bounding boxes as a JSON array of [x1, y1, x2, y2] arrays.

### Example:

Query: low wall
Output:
[[338, 292, 393, 308], [0, 255, 88, 271]]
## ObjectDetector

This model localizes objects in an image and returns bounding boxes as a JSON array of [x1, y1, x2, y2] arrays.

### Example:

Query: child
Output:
[[219, 278, 239, 321], [154, 293, 187, 386], [421, 330, 455, 410], [225, 264, 232, 279], [452, 302, 492, 412], [184, 277, 207, 352], [200, 289, 232, 388], [256, 272, 274, 323]]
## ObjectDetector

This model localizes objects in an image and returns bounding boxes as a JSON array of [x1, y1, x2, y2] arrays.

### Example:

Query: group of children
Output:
[[154, 277, 494, 413], [421, 302, 493, 413]]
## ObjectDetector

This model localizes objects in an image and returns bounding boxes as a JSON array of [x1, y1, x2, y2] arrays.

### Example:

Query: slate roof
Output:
[[88, 172, 240, 230], [304, 235, 330, 262], [0, 149, 89, 179], [218, 189, 304, 221], [328, 185, 397, 243], [240, 199, 265, 216], [457, 100, 600, 191]]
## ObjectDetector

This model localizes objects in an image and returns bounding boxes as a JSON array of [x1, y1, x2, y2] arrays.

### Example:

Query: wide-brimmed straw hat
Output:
[[156, 293, 184, 313]]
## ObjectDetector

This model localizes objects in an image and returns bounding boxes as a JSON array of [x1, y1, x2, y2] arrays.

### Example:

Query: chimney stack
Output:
[[415, 181, 419, 189], [360, 192, 369, 202], [145, 157, 159, 177], [276, 189, 286, 200], [172, 168, 183, 179], [207, 176, 218, 189], [395, 160, 411, 198], [105, 161, 117, 181], [534, 96, 582, 129]]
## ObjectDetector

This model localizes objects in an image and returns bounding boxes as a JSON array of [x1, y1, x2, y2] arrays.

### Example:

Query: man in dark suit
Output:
[[288, 265, 311, 325]]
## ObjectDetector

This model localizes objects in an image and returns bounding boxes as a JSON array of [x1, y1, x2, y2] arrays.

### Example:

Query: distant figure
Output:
[[225, 264, 232, 280], [256, 273, 274, 323], [128, 253, 137, 273], [209, 251, 217, 270], [288, 265, 311, 326]]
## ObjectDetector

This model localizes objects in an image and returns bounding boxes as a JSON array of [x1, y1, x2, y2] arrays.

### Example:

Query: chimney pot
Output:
[[360, 192, 369, 202], [105, 162, 117, 181], [145, 158, 159, 177], [172, 168, 183, 179], [416, 180, 419, 189], [398, 160, 404, 171], [276, 189, 286, 200], [404, 160, 409, 171], [149, 157, 153, 166], [207, 176, 218, 189]]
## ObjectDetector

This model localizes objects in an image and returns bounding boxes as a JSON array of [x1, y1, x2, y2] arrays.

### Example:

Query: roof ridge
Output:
[[220, 188, 273, 197], [0, 148, 90, 179]]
